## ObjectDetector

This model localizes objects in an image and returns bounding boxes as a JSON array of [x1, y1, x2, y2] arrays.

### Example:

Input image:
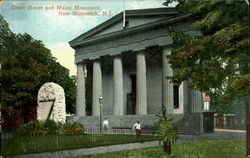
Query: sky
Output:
[[0, 0, 177, 76]]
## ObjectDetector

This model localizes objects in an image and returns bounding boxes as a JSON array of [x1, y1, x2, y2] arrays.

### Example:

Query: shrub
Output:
[[16, 120, 45, 136], [15, 120, 85, 136], [43, 119, 59, 133], [155, 118, 179, 145], [63, 122, 85, 135]]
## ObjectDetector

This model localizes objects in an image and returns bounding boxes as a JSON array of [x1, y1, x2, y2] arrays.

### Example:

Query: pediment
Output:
[[91, 16, 173, 38], [69, 8, 179, 46]]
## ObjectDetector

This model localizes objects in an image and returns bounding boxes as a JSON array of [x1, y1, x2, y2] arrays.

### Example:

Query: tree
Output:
[[163, 0, 249, 156], [48, 62, 76, 114], [1, 16, 50, 124], [0, 15, 76, 126]]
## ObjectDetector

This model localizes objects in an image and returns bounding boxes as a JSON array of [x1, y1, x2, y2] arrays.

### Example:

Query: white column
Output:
[[76, 62, 86, 117], [136, 52, 147, 115], [162, 47, 174, 114], [92, 60, 102, 116], [190, 90, 203, 112], [183, 81, 189, 113], [113, 56, 124, 115]]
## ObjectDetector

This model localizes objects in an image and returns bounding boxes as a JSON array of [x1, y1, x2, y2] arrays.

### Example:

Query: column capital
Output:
[[76, 60, 87, 65], [112, 54, 122, 59], [92, 58, 101, 62], [134, 49, 145, 55]]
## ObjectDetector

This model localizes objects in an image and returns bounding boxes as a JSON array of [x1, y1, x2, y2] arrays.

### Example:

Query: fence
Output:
[[214, 114, 246, 130], [83, 124, 155, 135], [1, 124, 157, 157]]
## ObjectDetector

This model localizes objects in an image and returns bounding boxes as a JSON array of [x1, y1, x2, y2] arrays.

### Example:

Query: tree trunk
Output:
[[163, 142, 171, 154]]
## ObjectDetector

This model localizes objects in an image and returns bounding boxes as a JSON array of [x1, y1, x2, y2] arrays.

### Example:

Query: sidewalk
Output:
[[176, 129, 246, 143], [7, 129, 246, 158]]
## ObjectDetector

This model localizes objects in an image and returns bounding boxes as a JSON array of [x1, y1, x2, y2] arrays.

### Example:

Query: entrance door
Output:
[[127, 74, 136, 115], [131, 74, 136, 114]]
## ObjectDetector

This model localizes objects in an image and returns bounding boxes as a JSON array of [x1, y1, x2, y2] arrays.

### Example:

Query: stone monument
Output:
[[37, 82, 66, 123]]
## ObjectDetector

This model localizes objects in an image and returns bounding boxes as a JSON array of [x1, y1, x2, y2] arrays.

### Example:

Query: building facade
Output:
[[68, 8, 214, 134]]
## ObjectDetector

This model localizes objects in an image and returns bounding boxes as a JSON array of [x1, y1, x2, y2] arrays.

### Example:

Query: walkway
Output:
[[7, 129, 246, 158]]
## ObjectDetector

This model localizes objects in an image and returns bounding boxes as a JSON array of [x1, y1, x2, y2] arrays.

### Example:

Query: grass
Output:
[[1, 134, 159, 157], [75, 140, 246, 158]]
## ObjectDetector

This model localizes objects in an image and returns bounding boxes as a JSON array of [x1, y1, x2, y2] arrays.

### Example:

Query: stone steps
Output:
[[178, 130, 200, 135]]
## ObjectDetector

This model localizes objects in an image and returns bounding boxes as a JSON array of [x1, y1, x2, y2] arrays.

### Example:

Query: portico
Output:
[[69, 8, 211, 134]]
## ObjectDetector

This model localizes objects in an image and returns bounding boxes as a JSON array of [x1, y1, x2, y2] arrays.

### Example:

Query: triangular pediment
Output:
[[69, 7, 179, 45]]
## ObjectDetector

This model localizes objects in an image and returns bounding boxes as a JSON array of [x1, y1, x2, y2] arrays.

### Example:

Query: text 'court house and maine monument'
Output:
[[68, 7, 214, 134]]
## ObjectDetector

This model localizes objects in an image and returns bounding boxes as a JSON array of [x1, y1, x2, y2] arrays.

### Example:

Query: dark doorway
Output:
[[127, 74, 136, 115], [173, 84, 179, 109]]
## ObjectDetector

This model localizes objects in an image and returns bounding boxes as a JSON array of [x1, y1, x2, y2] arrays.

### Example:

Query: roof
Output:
[[69, 7, 180, 48]]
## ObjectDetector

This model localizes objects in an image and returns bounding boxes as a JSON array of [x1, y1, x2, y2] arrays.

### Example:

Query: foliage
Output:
[[1, 15, 50, 116], [48, 62, 76, 114], [211, 96, 246, 114], [16, 120, 46, 136], [163, 1, 249, 105], [62, 122, 85, 135], [154, 108, 179, 145], [0, 15, 76, 123], [15, 120, 85, 136], [155, 117, 179, 145], [43, 119, 59, 133]]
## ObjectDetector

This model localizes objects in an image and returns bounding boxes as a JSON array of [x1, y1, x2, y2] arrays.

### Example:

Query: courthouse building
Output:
[[68, 8, 214, 134]]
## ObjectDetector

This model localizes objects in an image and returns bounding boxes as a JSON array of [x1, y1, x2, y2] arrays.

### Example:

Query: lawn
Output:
[[1, 134, 159, 157], [75, 140, 246, 158]]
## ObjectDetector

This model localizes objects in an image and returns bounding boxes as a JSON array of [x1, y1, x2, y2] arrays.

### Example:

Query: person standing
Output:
[[133, 121, 142, 142], [103, 117, 109, 132]]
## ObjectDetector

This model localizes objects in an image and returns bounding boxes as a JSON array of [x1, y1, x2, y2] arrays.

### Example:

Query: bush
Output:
[[63, 122, 85, 135], [15, 120, 85, 136], [16, 120, 45, 136], [155, 118, 179, 145], [43, 119, 59, 133]]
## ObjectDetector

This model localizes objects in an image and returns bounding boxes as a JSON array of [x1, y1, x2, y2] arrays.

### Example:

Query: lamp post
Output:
[[99, 96, 103, 133], [161, 104, 167, 119]]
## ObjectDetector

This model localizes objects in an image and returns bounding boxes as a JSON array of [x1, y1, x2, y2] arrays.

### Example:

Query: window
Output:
[[173, 84, 179, 109]]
